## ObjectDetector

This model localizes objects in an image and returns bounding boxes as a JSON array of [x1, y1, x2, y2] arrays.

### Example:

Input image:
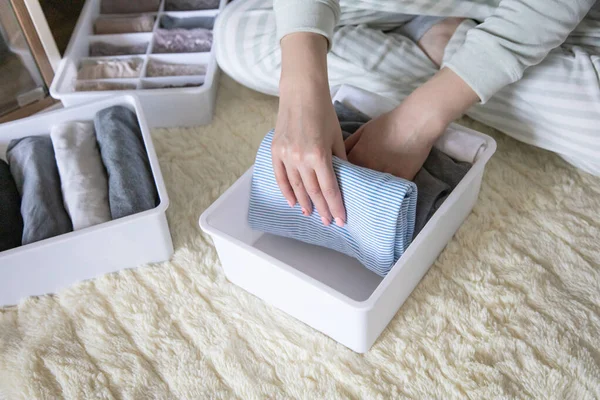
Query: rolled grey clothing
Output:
[[164, 0, 220, 11], [153, 28, 213, 53], [50, 122, 112, 231], [412, 167, 450, 236], [77, 58, 143, 80], [94, 15, 155, 35], [100, 0, 160, 14], [94, 106, 158, 219], [6, 136, 73, 245], [146, 59, 206, 77], [334, 101, 369, 135], [89, 42, 148, 57], [160, 15, 215, 30], [0, 159, 23, 251]]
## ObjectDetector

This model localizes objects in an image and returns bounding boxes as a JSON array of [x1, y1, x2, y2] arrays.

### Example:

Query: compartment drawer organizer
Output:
[[50, 0, 225, 128], [201, 124, 497, 353], [0, 95, 173, 306]]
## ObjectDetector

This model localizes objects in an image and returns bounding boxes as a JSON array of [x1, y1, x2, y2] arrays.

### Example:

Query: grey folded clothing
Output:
[[7, 136, 73, 245], [144, 82, 202, 89], [153, 28, 213, 53], [77, 58, 142, 80], [89, 42, 148, 57], [94, 106, 158, 219], [334, 101, 471, 238], [75, 81, 137, 92], [94, 15, 155, 34], [101, 0, 160, 14], [165, 0, 220, 11], [146, 59, 206, 77], [160, 15, 215, 30], [0, 159, 23, 251]]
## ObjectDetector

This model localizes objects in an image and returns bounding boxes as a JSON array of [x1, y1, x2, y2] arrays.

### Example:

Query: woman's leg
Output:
[[214, 0, 440, 98], [443, 18, 600, 175]]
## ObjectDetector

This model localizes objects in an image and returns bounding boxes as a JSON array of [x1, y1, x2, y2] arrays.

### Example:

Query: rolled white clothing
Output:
[[50, 121, 112, 231], [332, 84, 487, 163]]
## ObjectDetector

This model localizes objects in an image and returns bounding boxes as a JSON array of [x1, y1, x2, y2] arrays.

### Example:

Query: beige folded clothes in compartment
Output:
[[77, 59, 142, 80], [94, 15, 155, 35], [75, 81, 137, 91], [147, 59, 206, 77], [100, 0, 160, 14]]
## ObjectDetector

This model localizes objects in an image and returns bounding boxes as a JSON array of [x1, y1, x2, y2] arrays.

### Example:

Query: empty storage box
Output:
[[200, 123, 497, 353], [0, 95, 173, 306], [50, 0, 225, 128]]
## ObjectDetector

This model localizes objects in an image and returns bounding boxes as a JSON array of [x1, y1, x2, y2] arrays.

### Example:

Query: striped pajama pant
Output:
[[214, 0, 600, 176]]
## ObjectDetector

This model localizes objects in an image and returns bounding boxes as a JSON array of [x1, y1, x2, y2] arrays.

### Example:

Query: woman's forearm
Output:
[[280, 32, 330, 97]]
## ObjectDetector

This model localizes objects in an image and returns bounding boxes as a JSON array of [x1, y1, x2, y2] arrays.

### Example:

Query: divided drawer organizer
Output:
[[50, 0, 226, 128], [0, 95, 173, 306], [201, 124, 497, 353]]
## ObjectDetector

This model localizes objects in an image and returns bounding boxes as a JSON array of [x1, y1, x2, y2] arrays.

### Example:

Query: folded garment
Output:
[[334, 101, 472, 237], [94, 15, 155, 35], [153, 28, 213, 53], [100, 0, 160, 14], [7, 136, 73, 245], [146, 59, 206, 77], [0, 159, 23, 252], [77, 58, 142, 80], [165, 0, 220, 11], [433, 126, 487, 163], [249, 130, 417, 277], [50, 122, 112, 231], [160, 15, 215, 30], [75, 81, 137, 92], [144, 82, 203, 89], [89, 42, 148, 57], [94, 106, 158, 219]]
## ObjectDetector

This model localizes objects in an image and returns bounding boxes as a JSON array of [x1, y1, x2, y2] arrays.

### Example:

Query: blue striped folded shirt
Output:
[[248, 130, 418, 277]]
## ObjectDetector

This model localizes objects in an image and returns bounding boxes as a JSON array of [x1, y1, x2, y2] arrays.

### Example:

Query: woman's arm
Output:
[[445, 0, 597, 102]]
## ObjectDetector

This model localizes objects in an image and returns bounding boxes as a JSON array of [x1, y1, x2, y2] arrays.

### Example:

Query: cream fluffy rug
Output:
[[1, 76, 599, 399]]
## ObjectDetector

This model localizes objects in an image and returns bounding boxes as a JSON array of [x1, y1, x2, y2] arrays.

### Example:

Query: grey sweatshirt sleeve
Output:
[[273, 0, 340, 49], [444, 0, 597, 102]]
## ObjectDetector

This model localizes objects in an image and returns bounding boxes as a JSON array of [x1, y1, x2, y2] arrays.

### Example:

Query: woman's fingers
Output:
[[315, 160, 346, 227], [344, 124, 364, 153], [286, 166, 313, 216], [300, 168, 333, 226], [273, 159, 296, 207]]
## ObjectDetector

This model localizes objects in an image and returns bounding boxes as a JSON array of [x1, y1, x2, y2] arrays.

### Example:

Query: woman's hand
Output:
[[272, 32, 346, 227], [346, 68, 480, 179]]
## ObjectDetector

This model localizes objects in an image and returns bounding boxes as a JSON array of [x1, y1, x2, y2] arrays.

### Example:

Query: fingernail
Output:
[[288, 200, 294, 208], [335, 217, 345, 227], [321, 216, 331, 226], [302, 208, 309, 216]]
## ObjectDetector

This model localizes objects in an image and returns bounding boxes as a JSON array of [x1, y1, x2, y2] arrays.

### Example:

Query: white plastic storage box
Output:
[[200, 124, 497, 353], [0, 95, 173, 306], [50, 0, 226, 129]]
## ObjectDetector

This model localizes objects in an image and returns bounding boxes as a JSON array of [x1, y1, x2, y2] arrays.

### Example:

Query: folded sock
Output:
[[75, 81, 137, 91], [89, 42, 148, 57], [0, 159, 23, 251], [249, 130, 417, 277], [146, 59, 206, 77], [164, 0, 220, 11], [100, 0, 160, 14], [77, 58, 142, 80], [7, 136, 73, 245], [94, 106, 158, 219], [50, 122, 112, 231], [153, 28, 213, 53], [160, 15, 215, 30], [94, 15, 155, 35]]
